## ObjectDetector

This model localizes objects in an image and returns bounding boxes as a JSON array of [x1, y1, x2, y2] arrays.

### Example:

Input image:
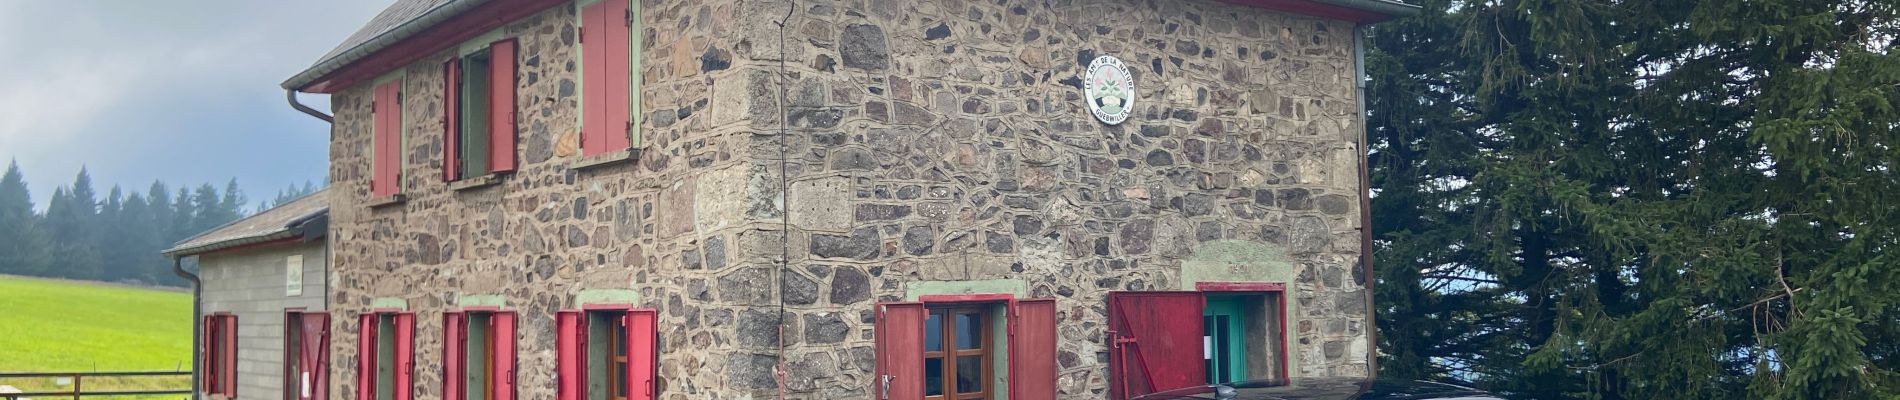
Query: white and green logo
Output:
[[1084, 55, 1135, 125]]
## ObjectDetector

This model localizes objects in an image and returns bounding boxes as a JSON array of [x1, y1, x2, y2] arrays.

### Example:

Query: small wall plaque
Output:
[[1084, 55, 1135, 125]]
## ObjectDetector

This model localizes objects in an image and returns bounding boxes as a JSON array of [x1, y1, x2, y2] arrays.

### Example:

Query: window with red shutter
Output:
[[487, 39, 518, 172], [1009, 299, 1058, 400], [624, 309, 656, 400], [445, 310, 516, 400], [394, 313, 416, 400], [578, 0, 639, 157], [442, 60, 460, 182], [220, 315, 238, 398], [555, 311, 584, 400], [372, 79, 403, 198], [444, 313, 466, 400], [556, 307, 658, 400]]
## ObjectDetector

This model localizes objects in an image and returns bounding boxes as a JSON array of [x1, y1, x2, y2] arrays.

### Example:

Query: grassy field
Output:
[[0, 274, 192, 396]]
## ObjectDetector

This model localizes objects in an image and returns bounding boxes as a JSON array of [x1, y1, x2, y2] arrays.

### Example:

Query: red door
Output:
[[1107, 292, 1205, 400], [297, 313, 330, 400], [1010, 299, 1059, 400]]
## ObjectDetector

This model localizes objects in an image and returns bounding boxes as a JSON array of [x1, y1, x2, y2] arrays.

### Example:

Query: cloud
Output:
[[0, 1, 390, 208]]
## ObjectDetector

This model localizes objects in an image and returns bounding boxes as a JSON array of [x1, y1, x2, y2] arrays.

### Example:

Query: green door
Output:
[[1203, 296, 1249, 384]]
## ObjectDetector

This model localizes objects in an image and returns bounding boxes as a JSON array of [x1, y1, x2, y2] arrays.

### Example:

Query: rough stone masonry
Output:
[[323, 0, 1372, 399]]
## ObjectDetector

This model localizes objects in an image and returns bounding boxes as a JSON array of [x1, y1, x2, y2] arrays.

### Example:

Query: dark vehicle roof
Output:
[[1132, 378, 1504, 400]]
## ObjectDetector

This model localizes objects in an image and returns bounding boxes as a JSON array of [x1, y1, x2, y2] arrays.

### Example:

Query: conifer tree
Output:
[[0, 160, 50, 276]]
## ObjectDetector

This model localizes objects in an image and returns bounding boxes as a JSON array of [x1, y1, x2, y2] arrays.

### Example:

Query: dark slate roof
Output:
[[162, 189, 329, 257], [314, 0, 456, 68]]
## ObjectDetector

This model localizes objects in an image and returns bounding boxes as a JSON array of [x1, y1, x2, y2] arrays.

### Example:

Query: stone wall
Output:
[[324, 0, 1369, 399], [744, 0, 1371, 397]]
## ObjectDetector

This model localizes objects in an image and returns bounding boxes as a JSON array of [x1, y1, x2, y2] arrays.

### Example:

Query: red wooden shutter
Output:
[[625, 309, 658, 400], [488, 39, 518, 172], [203, 316, 216, 393], [222, 315, 239, 398], [579, 0, 608, 156], [1010, 299, 1059, 400], [601, 0, 632, 153], [298, 313, 330, 400], [443, 59, 461, 182], [874, 302, 926, 400], [443, 313, 465, 400], [357, 314, 377, 400], [555, 311, 583, 400], [393, 313, 415, 400], [1106, 292, 1206, 400], [372, 79, 403, 197], [492, 312, 518, 400]]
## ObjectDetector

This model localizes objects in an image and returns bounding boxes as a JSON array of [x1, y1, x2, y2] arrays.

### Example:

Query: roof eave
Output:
[[281, 0, 490, 91]]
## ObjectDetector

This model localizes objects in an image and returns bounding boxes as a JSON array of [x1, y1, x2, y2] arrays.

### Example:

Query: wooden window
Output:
[[578, 0, 640, 157], [285, 312, 331, 400], [443, 39, 519, 182], [371, 79, 403, 198], [875, 297, 1058, 400], [203, 314, 238, 398], [557, 308, 657, 400], [356, 312, 415, 400], [446, 311, 517, 400]]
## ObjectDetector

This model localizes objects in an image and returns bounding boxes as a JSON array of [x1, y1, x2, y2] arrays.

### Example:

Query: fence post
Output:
[[72, 374, 81, 400]]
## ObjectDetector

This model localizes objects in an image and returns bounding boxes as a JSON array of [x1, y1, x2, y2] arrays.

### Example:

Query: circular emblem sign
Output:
[[1084, 55, 1135, 125]]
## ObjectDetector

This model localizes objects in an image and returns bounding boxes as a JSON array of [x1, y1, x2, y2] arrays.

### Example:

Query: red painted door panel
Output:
[[393, 313, 415, 400], [492, 312, 518, 400], [442, 59, 460, 182], [1107, 292, 1206, 400], [357, 314, 377, 400], [298, 313, 329, 400], [578, 0, 607, 156], [625, 309, 657, 400], [1011, 298, 1059, 400], [874, 302, 926, 400], [443, 313, 465, 400], [554, 311, 582, 400], [487, 39, 518, 172]]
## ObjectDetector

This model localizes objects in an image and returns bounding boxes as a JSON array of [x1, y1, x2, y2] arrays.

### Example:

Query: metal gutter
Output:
[[280, 0, 490, 91], [1318, 0, 1421, 17], [288, 89, 333, 123]]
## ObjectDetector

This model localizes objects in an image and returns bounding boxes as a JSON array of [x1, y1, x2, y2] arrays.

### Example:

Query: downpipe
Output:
[[287, 89, 333, 123], [172, 257, 201, 400]]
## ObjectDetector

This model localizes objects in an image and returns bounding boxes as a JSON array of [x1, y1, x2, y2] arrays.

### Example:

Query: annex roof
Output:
[[162, 189, 328, 257]]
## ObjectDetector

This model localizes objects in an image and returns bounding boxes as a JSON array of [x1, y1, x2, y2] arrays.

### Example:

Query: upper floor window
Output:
[[443, 38, 519, 182], [577, 0, 641, 158], [371, 79, 404, 199]]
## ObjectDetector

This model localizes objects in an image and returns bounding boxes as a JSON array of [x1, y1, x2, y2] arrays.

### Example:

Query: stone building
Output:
[[280, 0, 1413, 399], [167, 190, 331, 400]]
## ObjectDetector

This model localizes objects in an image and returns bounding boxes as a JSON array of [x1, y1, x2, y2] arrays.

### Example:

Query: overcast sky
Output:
[[0, 1, 393, 209]]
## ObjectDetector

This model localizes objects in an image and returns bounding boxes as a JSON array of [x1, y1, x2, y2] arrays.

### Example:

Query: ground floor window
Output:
[[203, 313, 237, 398], [875, 296, 1058, 400], [557, 307, 657, 400], [356, 312, 414, 400], [285, 311, 330, 400], [1107, 285, 1289, 400], [445, 310, 516, 400]]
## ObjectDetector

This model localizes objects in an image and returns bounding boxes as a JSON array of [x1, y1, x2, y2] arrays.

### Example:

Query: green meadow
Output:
[[0, 274, 192, 396]]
